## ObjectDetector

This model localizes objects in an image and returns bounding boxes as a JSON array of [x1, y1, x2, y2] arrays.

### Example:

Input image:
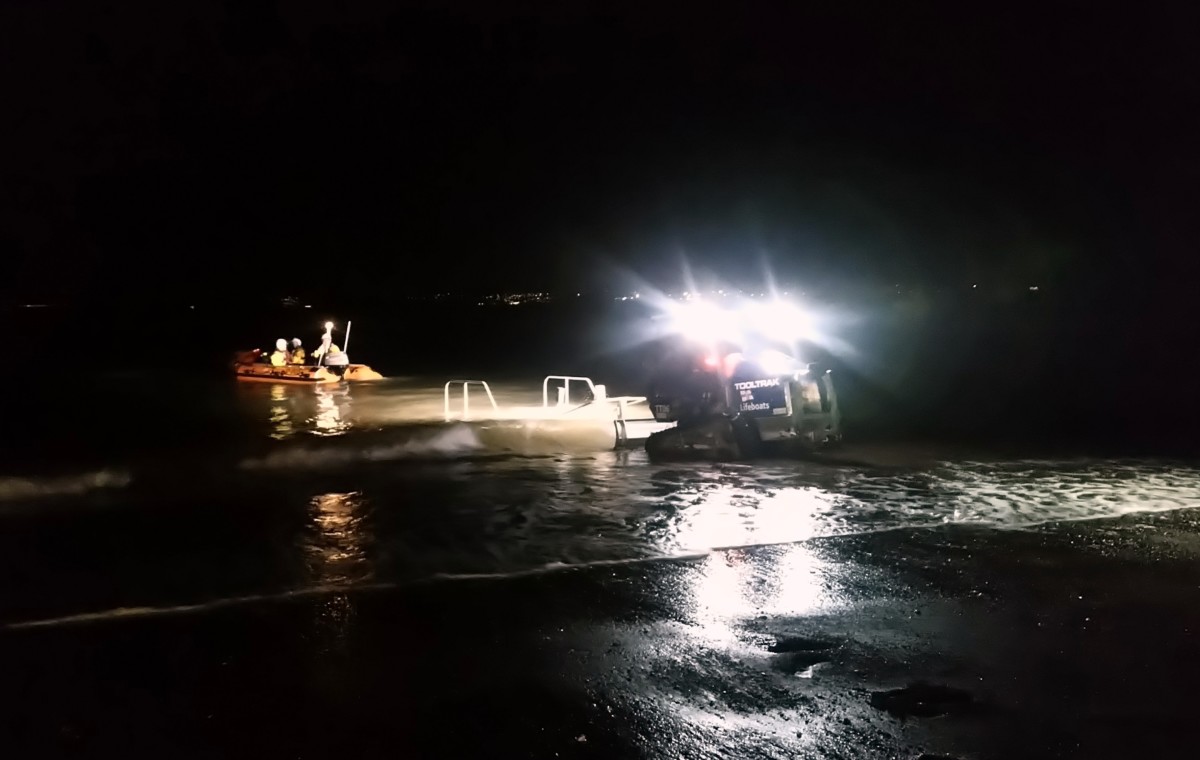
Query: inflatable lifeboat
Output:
[[233, 350, 384, 384], [340, 364, 384, 381], [233, 321, 385, 384], [233, 351, 342, 384]]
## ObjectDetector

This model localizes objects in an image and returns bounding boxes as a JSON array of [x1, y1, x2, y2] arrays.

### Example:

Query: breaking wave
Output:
[[0, 469, 131, 502], [238, 418, 624, 471], [636, 458, 1200, 553], [5, 450, 1200, 630], [239, 423, 486, 470]]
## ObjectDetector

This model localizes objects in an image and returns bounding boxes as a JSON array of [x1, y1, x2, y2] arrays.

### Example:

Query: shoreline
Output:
[[4, 509, 1199, 758]]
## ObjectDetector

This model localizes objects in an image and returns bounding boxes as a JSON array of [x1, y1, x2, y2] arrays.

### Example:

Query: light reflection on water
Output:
[[307, 491, 369, 653], [268, 384, 294, 440], [277, 453, 1200, 594], [246, 378, 549, 443], [261, 383, 355, 440], [281, 453, 1200, 651], [308, 491, 369, 585], [668, 485, 829, 553], [310, 385, 352, 437], [6, 375, 1200, 629]]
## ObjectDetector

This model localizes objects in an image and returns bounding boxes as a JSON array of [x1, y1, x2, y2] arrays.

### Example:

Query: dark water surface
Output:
[[2, 372, 1197, 630]]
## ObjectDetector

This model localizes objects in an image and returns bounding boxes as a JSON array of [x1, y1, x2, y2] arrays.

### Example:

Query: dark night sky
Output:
[[2, 1, 1198, 304]]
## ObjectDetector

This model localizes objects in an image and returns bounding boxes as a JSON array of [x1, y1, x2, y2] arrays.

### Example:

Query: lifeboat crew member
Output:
[[290, 338, 306, 364], [270, 338, 289, 367]]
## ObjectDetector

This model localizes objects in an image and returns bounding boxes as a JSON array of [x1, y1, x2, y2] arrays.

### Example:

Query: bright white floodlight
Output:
[[661, 294, 815, 346], [740, 299, 812, 342], [667, 300, 739, 343], [755, 348, 796, 375]]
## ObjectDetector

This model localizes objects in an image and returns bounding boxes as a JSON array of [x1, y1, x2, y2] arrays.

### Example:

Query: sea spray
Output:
[[240, 424, 485, 470]]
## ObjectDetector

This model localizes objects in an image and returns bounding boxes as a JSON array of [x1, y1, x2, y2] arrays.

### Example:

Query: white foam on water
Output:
[[5, 457, 1200, 633], [0, 470, 131, 502], [646, 458, 1200, 553], [239, 424, 486, 470]]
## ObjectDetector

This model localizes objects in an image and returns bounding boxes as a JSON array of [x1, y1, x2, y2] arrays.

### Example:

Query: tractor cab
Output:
[[642, 297, 842, 460]]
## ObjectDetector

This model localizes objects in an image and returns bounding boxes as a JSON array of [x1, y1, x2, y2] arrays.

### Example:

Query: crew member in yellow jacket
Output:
[[270, 338, 289, 367]]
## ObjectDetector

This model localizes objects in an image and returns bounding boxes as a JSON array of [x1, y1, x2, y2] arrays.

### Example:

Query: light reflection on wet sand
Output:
[[687, 544, 834, 644], [307, 491, 369, 652]]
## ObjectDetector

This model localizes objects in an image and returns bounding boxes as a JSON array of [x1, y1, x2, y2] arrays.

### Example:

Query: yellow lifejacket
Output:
[[291, 348, 307, 364], [270, 350, 288, 367]]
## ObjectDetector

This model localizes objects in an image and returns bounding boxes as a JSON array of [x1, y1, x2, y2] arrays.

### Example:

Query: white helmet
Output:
[[292, 338, 302, 347], [276, 339, 287, 351]]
